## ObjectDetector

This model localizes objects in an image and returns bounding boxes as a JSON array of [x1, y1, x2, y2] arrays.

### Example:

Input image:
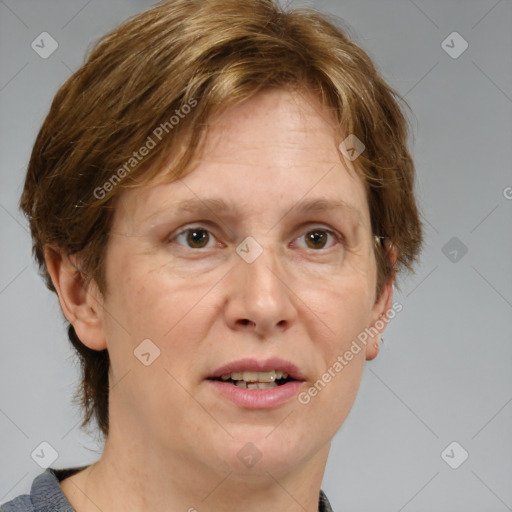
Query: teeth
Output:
[[219, 370, 289, 383], [243, 370, 276, 382], [216, 369, 295, 391], [247, 382, 278, 389]]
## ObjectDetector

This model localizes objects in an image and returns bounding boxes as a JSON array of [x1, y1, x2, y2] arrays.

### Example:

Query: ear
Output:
[[365, 244, 398, 361], [44, 245, 107, 351]]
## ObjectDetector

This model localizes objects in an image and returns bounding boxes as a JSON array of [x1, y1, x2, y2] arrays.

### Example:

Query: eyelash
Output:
[[168, 224, 345, 251]]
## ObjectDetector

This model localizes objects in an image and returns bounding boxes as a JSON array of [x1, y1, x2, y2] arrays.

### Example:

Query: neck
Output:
[[61, 421, 330, 512]]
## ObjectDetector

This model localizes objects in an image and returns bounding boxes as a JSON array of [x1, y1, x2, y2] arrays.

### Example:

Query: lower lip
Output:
[[206, 380, 304, 409]]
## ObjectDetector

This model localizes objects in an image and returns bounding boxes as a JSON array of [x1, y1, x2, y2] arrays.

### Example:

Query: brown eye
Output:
[[186, 228, 210, 248], [305, 230, 329, 249], [172, 226, 214, 249], [295, 227, 342, 250]]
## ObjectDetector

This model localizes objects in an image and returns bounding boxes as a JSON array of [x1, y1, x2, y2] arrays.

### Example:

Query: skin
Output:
[[46, 88, 395, 512]]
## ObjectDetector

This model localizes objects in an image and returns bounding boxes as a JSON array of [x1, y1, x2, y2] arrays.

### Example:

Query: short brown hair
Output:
[[20, 0, 423, 438]]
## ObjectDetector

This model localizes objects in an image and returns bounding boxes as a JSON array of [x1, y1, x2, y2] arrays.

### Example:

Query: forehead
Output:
[[113, 88, 370, 231]]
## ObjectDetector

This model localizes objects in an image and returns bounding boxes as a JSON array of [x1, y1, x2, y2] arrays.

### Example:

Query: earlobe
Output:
[[44, 246, 107, 351], [365, 279, 393, 361]]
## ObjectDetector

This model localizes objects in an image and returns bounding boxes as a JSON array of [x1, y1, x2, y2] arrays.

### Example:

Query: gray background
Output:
[[1, 1, 511, 511]]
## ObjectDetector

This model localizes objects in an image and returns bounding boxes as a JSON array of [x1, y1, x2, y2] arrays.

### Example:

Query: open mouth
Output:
[[209, 370, 296, 389]]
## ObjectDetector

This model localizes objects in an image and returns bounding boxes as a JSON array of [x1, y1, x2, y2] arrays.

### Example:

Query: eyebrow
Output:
[[144, 196, 363, 226]]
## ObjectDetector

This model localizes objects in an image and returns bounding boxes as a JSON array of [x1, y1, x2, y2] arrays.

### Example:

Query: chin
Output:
[[212, 426, 318, 479]]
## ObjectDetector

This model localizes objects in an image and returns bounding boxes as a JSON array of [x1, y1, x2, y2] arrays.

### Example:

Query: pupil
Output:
[[307, 230, 326, 249], [187, 229, 208, 248]]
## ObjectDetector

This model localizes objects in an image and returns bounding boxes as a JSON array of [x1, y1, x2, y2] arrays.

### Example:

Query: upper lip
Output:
[[207, 357, 306, 381]]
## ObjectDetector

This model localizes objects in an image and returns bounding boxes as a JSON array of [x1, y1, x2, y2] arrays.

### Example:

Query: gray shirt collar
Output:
[[23, 467, 334, 512]]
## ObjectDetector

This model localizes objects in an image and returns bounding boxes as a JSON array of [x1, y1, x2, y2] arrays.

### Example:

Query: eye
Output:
[[171, 225, 218, 249], [293, 226, 344, 250], [168, 224, 344, 251]]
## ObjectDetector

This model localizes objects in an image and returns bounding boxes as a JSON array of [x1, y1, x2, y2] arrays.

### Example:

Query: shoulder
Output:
[[1, 466, 87, 512], [1, 494, 34, 511]]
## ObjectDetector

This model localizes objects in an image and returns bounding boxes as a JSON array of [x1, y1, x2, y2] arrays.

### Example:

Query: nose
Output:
[[223, 242, 297, 338]]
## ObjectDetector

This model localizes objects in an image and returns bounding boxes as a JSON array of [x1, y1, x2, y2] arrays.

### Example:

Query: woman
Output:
[[2, 0, 422, 510]]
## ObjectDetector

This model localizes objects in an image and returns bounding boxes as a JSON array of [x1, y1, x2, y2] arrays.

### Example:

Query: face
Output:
[[93, 88, 388, 480]]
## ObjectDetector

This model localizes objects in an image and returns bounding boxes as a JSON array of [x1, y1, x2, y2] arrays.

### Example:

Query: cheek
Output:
[[301, 266, 375, 343], [297, 274, 374, 423], [100, 257, 213, 420], [103, 253, 215, 361]]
